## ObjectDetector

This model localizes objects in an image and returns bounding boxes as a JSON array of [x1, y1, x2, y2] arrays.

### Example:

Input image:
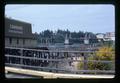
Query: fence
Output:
[[5, 47, 115, 74]]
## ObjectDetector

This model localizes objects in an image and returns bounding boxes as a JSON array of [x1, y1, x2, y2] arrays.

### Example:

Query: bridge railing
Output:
[[5, 47, 115, 74]]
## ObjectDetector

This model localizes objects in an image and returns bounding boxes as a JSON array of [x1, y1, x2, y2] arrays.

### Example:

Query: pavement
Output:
[[5, 66, 115, 79], [5, 73, 41, 78]]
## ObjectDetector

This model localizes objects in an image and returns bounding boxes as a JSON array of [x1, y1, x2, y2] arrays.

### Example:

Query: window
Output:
[[9, 38, 12, 44], [23, 39, 25, 45], [17, 38, 19, 44]]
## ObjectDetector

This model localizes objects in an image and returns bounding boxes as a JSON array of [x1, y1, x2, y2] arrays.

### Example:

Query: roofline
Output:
[[5, 17, 31, 25]]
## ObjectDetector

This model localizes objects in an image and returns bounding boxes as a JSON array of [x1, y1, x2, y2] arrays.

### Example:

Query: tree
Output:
[[37, 29, 98, 44], [95, 46, 114, 60], [43, 30, 53, 38], [77, 46, 115, 73]]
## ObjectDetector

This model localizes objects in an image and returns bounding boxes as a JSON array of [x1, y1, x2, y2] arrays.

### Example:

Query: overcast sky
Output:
[[5, 4, 115, 34]]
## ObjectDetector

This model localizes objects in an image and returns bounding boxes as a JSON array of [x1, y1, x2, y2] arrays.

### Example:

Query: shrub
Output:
[[77, 46, 115, 73]]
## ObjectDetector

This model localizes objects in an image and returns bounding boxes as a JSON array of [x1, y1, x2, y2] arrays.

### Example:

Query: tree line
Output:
[[34, 29, 98, 44]]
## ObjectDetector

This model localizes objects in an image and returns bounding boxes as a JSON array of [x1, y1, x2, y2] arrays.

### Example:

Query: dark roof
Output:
[[28, 47, 49, 50], [96, 33, 105, 35], [5, 17, 36, 39], [5, 17, 31, 24]]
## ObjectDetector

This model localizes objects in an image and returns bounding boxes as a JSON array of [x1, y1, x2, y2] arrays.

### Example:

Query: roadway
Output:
[[5, 66, 115, 79], [6, 73, 41, 78]]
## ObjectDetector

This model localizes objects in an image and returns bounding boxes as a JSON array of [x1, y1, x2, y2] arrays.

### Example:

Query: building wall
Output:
[[19, 38, 23, 47], [5, 37, 37, 48], [5, 38, 9, 46]]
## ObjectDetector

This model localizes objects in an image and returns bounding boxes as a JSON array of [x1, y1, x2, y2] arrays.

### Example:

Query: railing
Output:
[[5, 47, 115, 74]]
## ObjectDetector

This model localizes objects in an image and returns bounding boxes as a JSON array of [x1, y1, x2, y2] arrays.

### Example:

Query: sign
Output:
[[9, 24, 23, 34]]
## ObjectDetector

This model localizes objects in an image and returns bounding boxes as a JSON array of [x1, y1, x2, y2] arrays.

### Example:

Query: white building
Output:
[[96, 33, 104, 39], [104, 32, 115, 41], [96, 32, 115, 42]]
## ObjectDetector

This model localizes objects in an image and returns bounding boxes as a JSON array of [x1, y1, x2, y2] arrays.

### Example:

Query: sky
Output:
[[5, 4, 115, 34]]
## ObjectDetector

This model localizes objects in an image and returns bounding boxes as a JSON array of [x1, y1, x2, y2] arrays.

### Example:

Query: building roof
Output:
[[5, 17, 31, 25]]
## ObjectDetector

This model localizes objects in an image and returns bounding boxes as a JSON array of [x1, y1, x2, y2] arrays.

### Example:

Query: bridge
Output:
[[5, 47, 115, 78]]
